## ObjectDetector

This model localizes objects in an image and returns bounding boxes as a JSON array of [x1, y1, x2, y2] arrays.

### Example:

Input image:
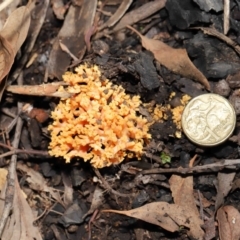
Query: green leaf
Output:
[[160, 152, 171, 164]]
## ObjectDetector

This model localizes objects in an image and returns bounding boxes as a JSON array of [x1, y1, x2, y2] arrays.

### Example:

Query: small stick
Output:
[[94, 168, 134, 198], [142, 159, 240, 175], [0, 74, 24, 237], [0, 142, 49, 157], [223, 0, 230, 35]]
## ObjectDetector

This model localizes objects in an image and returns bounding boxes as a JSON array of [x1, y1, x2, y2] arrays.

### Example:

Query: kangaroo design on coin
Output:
[[181, 93, 236, 146]]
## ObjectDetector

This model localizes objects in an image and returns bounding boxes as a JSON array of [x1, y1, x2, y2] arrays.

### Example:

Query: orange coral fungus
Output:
[[48, 65, 151, 168]]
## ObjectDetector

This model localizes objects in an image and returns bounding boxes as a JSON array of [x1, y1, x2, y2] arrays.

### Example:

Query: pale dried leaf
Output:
[[0, 6, 31, 56], [0, 168, 7, 190], [0, 6, 31, 101], [217, 205, 240, 240], [1, 178, 42, 240], [0, 0, 20, 29], [215, 172, 236, 210], [48, 0, 97, 79], [169, 173, 204, 239], [128, 26, 210, 90], [102, 202, 202, 235], [0, 35, 14, 81]]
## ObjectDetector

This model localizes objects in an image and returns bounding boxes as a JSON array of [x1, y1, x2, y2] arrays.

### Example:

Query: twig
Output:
[[0, 142, 49, 157], [88, 209, 99, 240], [0, 74, 24, 237], [141, 159, 240, 175], [223, 0, 230, 35], [198, 190, 204, 221], [194, 27, 240, 55], [94, 168, 134, 198]]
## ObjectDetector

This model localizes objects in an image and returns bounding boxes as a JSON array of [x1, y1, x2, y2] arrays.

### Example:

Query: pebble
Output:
[[229, 90, 240, 115], [213, 79, 231, 97]]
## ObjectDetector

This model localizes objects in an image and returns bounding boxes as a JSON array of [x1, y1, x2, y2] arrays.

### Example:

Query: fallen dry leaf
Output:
[[217, 205, 240, 240], [48, 0, 97, 80], [0, 0, 21, 29], [169, 171, 204, 239], [102, 202, 201, 233], [0, 177, 42, 240], [0, 6, 31, 101], [0, 168, 7, 191], [0, 35, 14, 83], [0, 6, 31, 56], [215, 171, 236, 211], [128, 25, 210, 90], [103, 156, 204, 239]]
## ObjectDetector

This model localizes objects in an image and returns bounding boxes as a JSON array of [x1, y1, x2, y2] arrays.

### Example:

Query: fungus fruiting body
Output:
[[48, 65, 151, 168]]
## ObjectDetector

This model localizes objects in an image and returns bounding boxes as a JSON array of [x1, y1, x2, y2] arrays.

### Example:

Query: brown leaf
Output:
[[215, 172, 236, 211], [128, 26, 210, 90], [0, 35, 14, 82], [217, 205, 240, 240], [169, 173, 204, 239], [0, 168, 7, 190], [0, 177, 42, 240], [0, 6, 31, 101], [0, 6, 31, 56], [48, 0, 97, 79], [102, 202, 200, 233]]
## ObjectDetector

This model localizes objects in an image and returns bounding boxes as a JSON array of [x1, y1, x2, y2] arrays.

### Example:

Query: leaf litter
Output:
[[0, 1, 240, 239], [103, 155, 204, 239], [0, 176, 42, 240], [217, 205, 240, 240], [127, 25, 211, 90]]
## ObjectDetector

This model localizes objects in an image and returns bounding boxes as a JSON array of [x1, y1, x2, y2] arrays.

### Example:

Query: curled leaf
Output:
[[217, 205, 240, 240], [0, 35, 14, 81], [102, 201, 204, 239], [128, 25, 210, 90]]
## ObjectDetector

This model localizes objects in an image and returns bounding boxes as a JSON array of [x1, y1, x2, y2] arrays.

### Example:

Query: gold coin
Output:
[[181, 93, 236, 146]]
